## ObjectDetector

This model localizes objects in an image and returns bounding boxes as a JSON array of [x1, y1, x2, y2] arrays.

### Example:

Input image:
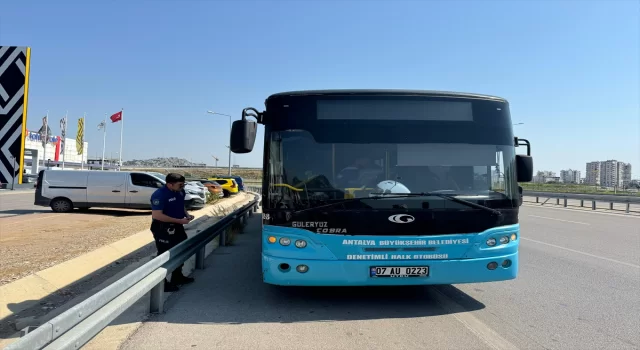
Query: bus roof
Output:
[[266, 89, 507, 103]]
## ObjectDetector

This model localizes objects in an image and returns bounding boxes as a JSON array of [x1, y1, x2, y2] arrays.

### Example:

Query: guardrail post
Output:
[[626, 202, 631, 213], [536, 197, 539, 203], [609, 202, 614, 210], [150, 282, 164, 313], [580, 200, 584, 207], [592, 200, 596, 210], [563, 197, 568, 207], [556, 198, 560, 205], [220, 228, 227, 247], [196, 246, 205, 269]]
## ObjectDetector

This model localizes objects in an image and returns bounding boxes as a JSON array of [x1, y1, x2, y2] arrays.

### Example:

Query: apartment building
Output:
[[585, 162, 601, 186], [532, 171, 559, 183], [560, 169, 581, 184], [585, 160, 633, 187]]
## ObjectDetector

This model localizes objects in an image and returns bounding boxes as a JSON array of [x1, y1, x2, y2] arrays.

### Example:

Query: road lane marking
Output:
[[522, 237, 640, 269], [528, 215, 590, 225], [428, 288, 520, 350]]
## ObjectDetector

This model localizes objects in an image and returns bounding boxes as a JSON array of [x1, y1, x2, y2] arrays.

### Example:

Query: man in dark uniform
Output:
[[150, 173, 195, 292]]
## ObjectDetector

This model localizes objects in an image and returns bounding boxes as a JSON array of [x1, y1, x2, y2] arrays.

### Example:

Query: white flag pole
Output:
[[118, 108, 123, 171], [43, 111, 49, 169], [101, 114, 107, 171], [62, 111, 68, 169], [81, 113, 85, 170]]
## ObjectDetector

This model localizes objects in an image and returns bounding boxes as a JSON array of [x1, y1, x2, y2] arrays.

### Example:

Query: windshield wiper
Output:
[[292, 195, 419, 214], [293, 192, 502, 216], [370, 192, 502, 216]]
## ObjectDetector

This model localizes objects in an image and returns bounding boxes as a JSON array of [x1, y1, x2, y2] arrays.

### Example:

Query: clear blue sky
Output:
[[2, 0, 638, 178]]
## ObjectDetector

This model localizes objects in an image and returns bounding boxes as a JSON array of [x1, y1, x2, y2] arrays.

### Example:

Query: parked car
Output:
[[207, 177, 239, 197], [34, 169, 206, 213], [198, 180, 224, 197], [146, 172, 208, 208], [211, 175, 245, 191]]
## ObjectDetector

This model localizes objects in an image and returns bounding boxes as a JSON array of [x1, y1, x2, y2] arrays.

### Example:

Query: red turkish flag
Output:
[[110, 111, 122, 123]]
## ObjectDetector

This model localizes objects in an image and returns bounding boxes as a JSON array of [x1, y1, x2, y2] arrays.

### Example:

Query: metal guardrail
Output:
[[6, 193, 261, 350], [246, 185, 262, 194], [522, 190, 639, 213]]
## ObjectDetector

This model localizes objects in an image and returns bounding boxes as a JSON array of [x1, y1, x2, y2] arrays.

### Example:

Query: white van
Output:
[[34, 170, 206, 213]]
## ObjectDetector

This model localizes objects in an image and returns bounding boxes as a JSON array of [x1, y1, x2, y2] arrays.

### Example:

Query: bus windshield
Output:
[[267, 129, 519, 212]]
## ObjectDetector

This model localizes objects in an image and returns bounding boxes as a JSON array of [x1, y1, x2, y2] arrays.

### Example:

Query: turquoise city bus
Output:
[[230, 90, 534, 286]]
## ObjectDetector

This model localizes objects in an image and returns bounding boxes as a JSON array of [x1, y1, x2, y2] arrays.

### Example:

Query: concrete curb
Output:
[[0, 193, 253, 322]]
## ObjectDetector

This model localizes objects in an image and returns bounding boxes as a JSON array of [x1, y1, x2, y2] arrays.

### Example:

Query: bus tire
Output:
[[51, 198, 73, 213]]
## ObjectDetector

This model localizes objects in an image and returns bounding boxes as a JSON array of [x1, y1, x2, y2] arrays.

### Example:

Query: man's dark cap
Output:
[[165, 173, 185, 184]]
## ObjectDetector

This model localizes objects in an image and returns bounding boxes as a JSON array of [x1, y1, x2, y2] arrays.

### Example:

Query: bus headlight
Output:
[[279, 237, 291, 246], [499, 236, 510, 244], [268, 236, 277, 244], [486, 238, 497, 247], [295, 239, 307, 248], [511, 233, 517, 241], [296, 265, 309, 273]]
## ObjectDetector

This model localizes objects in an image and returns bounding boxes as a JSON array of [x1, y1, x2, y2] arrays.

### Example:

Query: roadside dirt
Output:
[[0, 208, 157, 285]]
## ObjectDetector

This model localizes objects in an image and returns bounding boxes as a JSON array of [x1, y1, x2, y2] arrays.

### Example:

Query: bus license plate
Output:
[[370, 266, 429, 278]]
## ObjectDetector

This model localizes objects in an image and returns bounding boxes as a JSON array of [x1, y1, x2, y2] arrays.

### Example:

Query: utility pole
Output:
[[207, 110, 233, 176]]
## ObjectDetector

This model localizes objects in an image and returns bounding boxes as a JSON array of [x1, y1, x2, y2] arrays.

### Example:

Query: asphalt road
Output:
[[109, 205, 640, 349], [0, 190, 47, 218]]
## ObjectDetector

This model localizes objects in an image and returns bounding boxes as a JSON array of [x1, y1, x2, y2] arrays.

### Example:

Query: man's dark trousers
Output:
[[150, 220, 189, 284]]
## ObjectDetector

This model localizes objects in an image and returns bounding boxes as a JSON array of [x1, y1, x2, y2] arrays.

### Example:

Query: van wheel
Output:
[[223, 190, 230, 198], [51, 198, 73, 213]]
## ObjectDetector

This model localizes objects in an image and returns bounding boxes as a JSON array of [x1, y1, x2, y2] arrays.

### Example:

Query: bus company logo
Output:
[[388, 214, 415, 224]]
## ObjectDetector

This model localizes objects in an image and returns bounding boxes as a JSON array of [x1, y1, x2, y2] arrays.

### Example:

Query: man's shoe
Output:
[[164, 283, 179, 292], [174, 275, 195, 285]]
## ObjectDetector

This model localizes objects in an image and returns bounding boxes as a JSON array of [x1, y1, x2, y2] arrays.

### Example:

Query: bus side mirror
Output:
[[230, 119, 257, 153], [516, 155, 533, 182]]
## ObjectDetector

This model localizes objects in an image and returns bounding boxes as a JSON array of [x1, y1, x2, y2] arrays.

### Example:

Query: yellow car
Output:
[[208, 177, 239, 197]]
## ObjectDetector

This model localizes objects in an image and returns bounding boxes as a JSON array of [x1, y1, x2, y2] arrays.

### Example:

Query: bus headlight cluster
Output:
[[267, 236, 307, 248], [487, 234, 517, 247], [279, 237, 291, 246]]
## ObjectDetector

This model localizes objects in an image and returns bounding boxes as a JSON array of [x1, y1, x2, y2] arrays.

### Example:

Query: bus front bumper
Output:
[[262, 252, 518, 286]]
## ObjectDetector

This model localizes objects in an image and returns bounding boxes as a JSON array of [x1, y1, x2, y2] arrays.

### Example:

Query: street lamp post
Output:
[[207, 111, 232, 176]]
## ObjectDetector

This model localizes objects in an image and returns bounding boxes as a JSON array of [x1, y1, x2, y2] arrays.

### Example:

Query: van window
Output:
[[131, 173, 163, 188], [88, 172, 126, 187]]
